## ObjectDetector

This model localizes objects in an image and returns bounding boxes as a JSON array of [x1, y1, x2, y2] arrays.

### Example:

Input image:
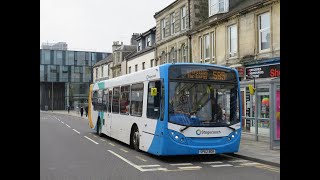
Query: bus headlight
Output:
[[169, 130, 187, 144], [228, 130, 240, 141]]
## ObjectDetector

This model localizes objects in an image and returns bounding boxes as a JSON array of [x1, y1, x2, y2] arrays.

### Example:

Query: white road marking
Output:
[[178, 166, 202, 170], [108, 150, 167, 172], [201, 161, 223, 164], [135, 156, 147, 162], [120, 148, 128, 153], [108, 150, 149, 172], [108, 143, 115, 146], [100, 138, 105, 141], [84, 136, 99, 144], [228, 159, 249, 163], [239, 162, 260, 166], [61, 121, 65, 124], [53, 116, 61, 122], [170, 163, 193, 166], [65, 124, 71, 128], [138, 165, 160, 168], [72, 129, 80, 134], [255, 165, 280, 172], [210, 164, 233, 168]]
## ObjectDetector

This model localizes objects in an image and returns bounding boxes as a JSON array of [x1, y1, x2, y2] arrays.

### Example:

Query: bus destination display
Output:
[[169, 66, 237, 82]]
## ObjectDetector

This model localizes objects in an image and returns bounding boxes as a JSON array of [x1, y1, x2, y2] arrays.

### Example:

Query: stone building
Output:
[[154, 0, 209, 64]]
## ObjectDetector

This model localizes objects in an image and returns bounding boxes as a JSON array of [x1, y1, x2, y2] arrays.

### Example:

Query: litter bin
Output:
[[45, 106, 48, 111]]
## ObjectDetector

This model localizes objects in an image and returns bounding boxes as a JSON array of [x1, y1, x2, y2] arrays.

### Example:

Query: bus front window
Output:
[[169, 82, 239, 127]]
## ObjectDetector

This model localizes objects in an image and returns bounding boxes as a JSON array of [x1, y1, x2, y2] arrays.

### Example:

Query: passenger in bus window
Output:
[[121, 98, 129, 114]]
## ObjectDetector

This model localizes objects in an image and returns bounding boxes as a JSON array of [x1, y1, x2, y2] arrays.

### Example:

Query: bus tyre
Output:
[[132, 127, 140, 151], [97, 119, 102, 137]]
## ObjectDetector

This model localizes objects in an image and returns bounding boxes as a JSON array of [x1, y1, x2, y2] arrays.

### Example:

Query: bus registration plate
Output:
[[199, 149, 215, 154]]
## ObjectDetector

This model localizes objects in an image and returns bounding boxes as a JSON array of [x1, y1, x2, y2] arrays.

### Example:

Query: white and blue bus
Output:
[[88, 63, 242, 156]]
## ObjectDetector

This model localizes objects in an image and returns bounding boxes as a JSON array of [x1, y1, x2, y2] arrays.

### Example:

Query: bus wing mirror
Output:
[[151, 88, 157, 96]]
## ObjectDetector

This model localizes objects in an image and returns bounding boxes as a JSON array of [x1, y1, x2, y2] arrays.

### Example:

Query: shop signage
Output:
[[235, 66, 245, 77], [246, 63, 280, 78]]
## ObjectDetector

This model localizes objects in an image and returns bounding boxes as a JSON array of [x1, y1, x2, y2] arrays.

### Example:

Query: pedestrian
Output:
[[80, 106, 84, 117], [67, 105, 70, 114], [85, 106, 88, 117]]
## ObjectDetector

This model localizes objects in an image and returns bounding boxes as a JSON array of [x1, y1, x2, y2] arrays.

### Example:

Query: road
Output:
[[40, 112, 280, 180]]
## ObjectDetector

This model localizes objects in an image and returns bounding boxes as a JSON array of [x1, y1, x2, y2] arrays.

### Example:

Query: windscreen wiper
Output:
[[180, 126, 190, 132], [226, 126, 236, 132]]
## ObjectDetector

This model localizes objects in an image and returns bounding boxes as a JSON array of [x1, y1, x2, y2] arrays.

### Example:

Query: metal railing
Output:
[[242, 115, 279, 150]]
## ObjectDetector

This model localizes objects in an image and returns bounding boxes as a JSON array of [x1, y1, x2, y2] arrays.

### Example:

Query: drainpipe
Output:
[[188, 0, 192, 63]]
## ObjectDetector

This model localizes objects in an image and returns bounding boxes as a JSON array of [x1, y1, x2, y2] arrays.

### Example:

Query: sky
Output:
[[40, 0, 175, 53]]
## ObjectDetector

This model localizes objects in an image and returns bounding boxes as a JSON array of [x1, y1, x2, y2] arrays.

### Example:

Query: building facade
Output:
[[110, 40, 137, 78], [126, 27, 157, 73], [189, 0, 280, 145], [154, 0, 209, 64], [93, 54, 113, 82], [40, 44, 110, 110]]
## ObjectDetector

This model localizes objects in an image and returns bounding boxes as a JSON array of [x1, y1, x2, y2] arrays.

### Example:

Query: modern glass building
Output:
[[40, 48, 110, 110]]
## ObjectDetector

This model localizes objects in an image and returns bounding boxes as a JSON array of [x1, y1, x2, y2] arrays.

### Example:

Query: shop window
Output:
[[276, 85, 280, 139]]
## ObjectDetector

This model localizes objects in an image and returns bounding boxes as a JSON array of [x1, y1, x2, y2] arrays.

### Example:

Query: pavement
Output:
[[42, 110, 280, 167]]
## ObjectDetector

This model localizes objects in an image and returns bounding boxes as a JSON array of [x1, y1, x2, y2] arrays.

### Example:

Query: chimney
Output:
[[130, 33, 140, 45], [112, 41, 121, 52]]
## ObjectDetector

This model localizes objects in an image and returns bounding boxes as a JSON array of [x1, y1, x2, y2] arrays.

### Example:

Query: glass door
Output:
[[256, 86, 270, 137]]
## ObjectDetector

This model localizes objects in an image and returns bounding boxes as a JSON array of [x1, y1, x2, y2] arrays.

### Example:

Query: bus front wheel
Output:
[[131, 127, 140, 151]]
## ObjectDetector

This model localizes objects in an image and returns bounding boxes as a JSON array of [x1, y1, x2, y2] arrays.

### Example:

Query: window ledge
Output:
[[258, 49, 271, 54], [228, 56, 238, 60]]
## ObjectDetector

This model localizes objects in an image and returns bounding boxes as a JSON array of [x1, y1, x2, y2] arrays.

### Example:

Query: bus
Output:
[[88, 63, 242, 156]]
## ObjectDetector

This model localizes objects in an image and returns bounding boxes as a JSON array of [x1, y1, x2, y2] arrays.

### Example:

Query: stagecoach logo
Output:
[[196, 129, 201, 135], [146, 74, 156, 80], [196, 129, 221, 135]]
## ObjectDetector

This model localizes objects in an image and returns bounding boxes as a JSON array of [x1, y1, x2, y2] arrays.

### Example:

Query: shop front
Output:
[[240, 59, 280, 149]]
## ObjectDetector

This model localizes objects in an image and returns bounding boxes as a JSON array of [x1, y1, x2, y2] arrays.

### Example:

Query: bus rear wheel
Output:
[[131, 127, 140, 151]]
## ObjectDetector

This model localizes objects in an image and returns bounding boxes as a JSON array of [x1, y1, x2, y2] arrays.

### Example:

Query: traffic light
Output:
[[249, 84, 256, 95]]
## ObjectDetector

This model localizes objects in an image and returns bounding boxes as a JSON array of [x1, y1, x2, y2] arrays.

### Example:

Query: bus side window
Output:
[[112, 87, 120, 113], [130, 83, 144, 117], [120, 86, 130, 115], [92, 91, 97, 111], [147, 81, 161, 119], [97, 90, 103, 111], [103, 89, 108, 112], [108, 89, 112, 113]]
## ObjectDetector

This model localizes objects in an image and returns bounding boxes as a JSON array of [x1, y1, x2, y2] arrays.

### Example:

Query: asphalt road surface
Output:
[[40, 112, 280, 180]]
